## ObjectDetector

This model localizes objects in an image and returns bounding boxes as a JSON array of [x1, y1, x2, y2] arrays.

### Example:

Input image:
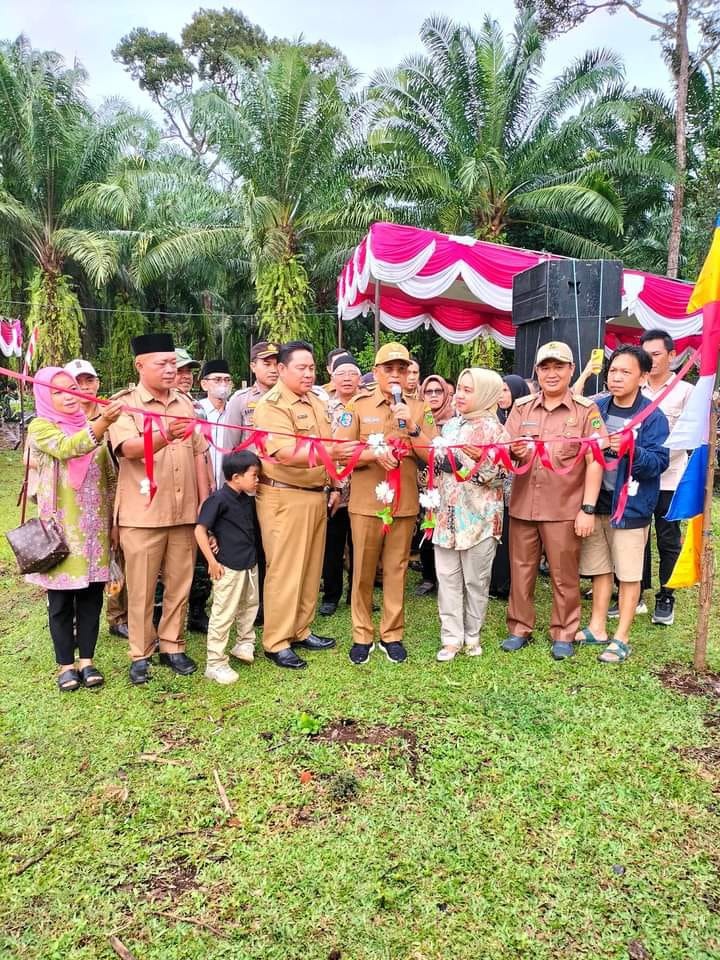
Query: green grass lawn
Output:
[[1, 449, 719, 960]]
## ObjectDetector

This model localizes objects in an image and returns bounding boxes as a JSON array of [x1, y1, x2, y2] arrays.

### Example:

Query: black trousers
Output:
[[322, 507, 353, 605], [490, 506, 511, 598], [47, 583, 105, 665], [642, 489, 682, 597], [419, 535, 436, 584]]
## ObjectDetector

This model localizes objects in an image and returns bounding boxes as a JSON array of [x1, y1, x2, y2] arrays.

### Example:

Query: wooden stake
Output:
[[695, 393, 719, 671], [108, 936, 137, 960], [212, 768, 234, 815]]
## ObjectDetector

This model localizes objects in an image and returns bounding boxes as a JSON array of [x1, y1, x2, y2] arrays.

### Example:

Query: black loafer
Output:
[[414, 581, 436, 597], [109, 623, 129, 639], [265, 648, 308, 670], [129, 658, 152, 685], [292, 633, 336, 651], [319, 602, 338, 616], [158, 652, 197, 675]]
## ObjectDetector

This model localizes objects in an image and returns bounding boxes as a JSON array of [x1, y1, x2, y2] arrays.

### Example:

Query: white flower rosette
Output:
[[375, 480, 395, 505]]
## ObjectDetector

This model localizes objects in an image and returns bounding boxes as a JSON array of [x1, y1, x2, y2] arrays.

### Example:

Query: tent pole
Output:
[[374, 279, 381, 351], [337, 313, 343, 348], [695, 386, 719, 671]]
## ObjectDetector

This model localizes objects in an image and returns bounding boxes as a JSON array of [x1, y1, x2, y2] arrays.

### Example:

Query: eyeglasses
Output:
[[424, 388, 444, 396], [205, 376, 233, 383]]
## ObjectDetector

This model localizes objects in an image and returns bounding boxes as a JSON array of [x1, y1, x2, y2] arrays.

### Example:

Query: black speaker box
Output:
[[511, 259, 623, 385]]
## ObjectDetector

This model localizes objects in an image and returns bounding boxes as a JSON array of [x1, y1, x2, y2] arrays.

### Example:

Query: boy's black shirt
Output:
[[197, 484, 257, 571]]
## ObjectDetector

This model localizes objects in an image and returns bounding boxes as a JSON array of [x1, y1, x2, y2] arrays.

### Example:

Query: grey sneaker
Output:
[[608, 600, 647, 619], [652, 595, 675, 626]]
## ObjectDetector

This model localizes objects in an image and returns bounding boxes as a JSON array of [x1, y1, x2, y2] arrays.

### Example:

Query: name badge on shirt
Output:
[[362, 416, 381, 423]]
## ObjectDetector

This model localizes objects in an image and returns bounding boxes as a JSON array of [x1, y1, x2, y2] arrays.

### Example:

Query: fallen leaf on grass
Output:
[[628, 940, 650, 959], [299, 771, 313, 784], [138, 753, 189, 766]]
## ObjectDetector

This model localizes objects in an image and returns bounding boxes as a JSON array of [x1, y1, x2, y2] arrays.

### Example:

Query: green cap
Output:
[[175, 347, 200, 370]]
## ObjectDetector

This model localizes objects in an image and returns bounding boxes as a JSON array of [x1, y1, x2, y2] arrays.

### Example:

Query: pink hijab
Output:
[[33, 366, 95, 490]]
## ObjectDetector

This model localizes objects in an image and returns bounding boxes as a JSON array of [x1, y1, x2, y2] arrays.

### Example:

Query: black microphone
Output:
[[391, 384, 406, 429]]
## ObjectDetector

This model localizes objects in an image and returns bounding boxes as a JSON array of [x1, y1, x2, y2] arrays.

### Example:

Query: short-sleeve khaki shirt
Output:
[[224, 383, 269, 450], [334, 388, 438, 517], [252, 380, 332, 488], [109, 384, 208, 528], [505, 389, 604, 522]]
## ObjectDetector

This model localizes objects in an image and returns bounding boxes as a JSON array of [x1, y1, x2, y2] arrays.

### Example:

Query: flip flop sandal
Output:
[[79, 666, 104, 689], [576, 627, 607, 646], [57, 668, 81, 692], [598, 639, 631, 663]]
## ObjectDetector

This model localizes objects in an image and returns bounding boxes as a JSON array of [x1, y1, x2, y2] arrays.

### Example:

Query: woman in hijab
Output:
[[432, 368, 509, 661], [25, 368, 122, 691], [414, 375, 456, 596], [490, 375, 531, 598]]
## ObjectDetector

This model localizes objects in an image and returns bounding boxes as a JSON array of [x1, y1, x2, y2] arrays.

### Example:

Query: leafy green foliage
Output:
[[290, 712, 324, 736], [256, 258, 312, 342], [98, 300, 146, 392], [27, 271, 82, 368]]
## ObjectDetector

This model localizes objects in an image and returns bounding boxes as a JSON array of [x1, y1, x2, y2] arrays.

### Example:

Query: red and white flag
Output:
[[22, 324, 39, 377]]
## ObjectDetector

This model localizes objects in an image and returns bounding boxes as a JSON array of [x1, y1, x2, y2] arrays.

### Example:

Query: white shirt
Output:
[[642, 375, 694, 490], [197, 397, 229, 490]]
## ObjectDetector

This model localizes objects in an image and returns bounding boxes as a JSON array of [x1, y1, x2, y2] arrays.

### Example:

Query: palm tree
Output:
[[0, 37, 147, 364], [135, 47, 385, 342], [364, 11, 672, 258]]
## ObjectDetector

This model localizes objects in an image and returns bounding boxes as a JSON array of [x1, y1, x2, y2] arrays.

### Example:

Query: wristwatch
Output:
[[581, 503, 596, 515]]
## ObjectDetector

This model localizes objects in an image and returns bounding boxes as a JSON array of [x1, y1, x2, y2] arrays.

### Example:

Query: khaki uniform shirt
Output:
[[252, 380, 332, 489], [334, 389, 438, 517], [224, 383, 269, 450], [505, 389, 603, 522], [109, 385, 208, 528]]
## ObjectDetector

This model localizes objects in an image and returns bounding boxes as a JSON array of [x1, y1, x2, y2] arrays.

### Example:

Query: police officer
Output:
[[252, 340, 338, 669], [225, 341, 280, 448], [335, 342, 437, 665], [503, 341, 605, 660], [109, 333, 210, 684]]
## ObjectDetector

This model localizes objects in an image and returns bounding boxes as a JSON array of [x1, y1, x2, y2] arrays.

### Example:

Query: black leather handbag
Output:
[[6, 454, 70, 574]]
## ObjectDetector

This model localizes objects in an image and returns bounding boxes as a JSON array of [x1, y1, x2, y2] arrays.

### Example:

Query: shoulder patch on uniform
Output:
[[515, 394, 534, 406], [338, 411, 353, 427], [110, 387, 133, 400], [590, 415, 603, 429], [424, 409, 435, 425], [574, 394, 593, 407], [264, 385, 281, 404]]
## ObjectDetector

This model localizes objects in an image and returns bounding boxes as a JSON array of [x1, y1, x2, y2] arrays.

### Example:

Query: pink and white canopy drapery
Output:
[[337, 223, 702, 351], [0, 318, 22, 358]]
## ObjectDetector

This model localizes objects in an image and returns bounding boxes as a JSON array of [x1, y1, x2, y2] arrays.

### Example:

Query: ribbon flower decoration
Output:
[[375, 480, 395, 532], [419, 488, 440, 540]]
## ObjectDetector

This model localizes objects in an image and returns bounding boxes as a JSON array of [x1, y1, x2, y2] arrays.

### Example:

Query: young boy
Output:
[[195, 451, 261, 684]]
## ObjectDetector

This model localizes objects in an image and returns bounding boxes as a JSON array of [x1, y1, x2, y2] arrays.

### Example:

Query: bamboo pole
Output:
[[695, 391, 719, 671]]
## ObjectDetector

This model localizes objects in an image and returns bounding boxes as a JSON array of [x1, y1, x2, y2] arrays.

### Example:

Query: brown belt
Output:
[[259, 477, 327, 493]]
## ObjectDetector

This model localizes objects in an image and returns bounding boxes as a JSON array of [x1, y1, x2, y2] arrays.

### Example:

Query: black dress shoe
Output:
[[292, 633, 336, 651], [187, 611, 209, 633], [129, 658, 152, 685], [319, 602, 338, 616], [265, 648, 307, 669], [109, 623, 129, 639], [158, 652, 197, 675]]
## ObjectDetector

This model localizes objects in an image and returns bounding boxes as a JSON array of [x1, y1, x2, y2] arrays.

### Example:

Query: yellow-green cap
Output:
[[374, 342, 410, 366]]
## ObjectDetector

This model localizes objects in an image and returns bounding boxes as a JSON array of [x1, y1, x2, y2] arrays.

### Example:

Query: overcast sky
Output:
[[5, 1, 674, 108]]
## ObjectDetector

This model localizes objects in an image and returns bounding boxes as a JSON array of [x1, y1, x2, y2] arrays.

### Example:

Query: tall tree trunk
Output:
[[667, 0, 689, 279]]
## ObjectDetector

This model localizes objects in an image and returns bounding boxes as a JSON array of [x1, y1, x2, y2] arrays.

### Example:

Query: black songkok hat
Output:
[[131, 333, 175, 357], [200, 359, 231, 379]]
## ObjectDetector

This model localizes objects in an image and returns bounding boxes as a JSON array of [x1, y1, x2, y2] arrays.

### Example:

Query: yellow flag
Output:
[[688, 215, 720, 313], [666, 515, 703, 589]]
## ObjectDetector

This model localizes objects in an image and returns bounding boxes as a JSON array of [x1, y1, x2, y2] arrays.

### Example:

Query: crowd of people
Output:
[[19, 326, 692, 691]]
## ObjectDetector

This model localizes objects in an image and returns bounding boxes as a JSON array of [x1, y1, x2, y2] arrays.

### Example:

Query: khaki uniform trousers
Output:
[[120, 525, 196, 660], [506, 517, 581, 642], [434, 537, 497, 650], [106, 545, 128, 627], [256, 487, 327, 654], [349, 514, 414, 646], [206, 565, 259, 667]]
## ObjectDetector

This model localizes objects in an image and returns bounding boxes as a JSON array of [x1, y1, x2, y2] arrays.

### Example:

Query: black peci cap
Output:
[[131, 333, 175, 356]]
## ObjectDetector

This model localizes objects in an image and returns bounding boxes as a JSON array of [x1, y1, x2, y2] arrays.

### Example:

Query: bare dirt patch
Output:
[[315, 719, 422, 778], [655, 663, 720, 700], [145, 858, 200, 903]]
